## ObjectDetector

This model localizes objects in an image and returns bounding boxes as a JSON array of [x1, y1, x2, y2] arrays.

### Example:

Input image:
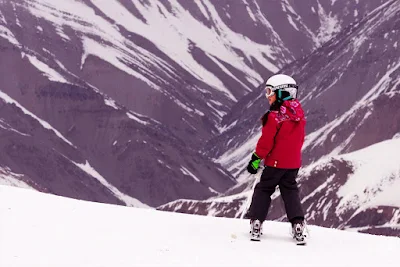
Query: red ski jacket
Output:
[[255, 99, 306, 169]]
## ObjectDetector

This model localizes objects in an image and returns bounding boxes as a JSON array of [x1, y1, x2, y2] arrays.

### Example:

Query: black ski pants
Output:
[[248, 166, 304, 223]]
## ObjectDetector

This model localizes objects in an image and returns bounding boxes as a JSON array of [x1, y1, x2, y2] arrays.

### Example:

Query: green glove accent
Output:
[[247, 153, 261, 174], [251, 159, 261, 169], [250, 153, 261, 169]]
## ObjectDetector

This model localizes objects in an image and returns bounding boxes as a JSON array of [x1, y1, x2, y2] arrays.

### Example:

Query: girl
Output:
[[246, 74, 307, 244]]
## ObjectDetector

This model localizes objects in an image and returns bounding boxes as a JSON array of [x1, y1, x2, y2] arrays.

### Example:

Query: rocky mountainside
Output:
[[0, 0, 381, 207]]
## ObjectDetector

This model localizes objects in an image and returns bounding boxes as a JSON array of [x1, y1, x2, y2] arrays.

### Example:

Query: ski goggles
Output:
[[264, 83, 298, 98], [265, 86, 276, 98]]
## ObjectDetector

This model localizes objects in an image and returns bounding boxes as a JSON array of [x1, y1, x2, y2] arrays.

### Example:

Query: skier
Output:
[[245, 74, 307, 244]]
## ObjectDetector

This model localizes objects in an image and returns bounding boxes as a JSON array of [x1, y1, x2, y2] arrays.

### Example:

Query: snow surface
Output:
[[1, 185, 399, 267]]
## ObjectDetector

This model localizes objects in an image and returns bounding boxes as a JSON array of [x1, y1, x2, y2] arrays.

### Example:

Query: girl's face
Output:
[[268, 94, 276, 105]]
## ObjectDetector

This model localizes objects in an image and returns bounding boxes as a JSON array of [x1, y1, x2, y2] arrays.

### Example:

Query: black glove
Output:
[[246, 153, 261, 174]]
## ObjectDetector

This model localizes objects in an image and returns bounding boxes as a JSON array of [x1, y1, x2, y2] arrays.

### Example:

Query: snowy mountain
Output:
[[0, 0, 382, 207], [1, 185, 400, 267], [159, 138, 400, 236], [158, 0, 400, 236]]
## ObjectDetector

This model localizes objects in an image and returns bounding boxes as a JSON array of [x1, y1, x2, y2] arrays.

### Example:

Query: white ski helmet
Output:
[[264, 74, 298, 100]]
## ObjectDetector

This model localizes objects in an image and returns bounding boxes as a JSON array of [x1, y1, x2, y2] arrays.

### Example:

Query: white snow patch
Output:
[[354, 10, 358, 17], [0, 10, 6, 24], [336, 138, 400, 213], [73, 161, 148, 208], [208, 187, 219, 194], [323, 200, 333, 221], [0, 119, 30, 136], [287, 15, 299, 31], [180, 167, 200, 182], [394, 42, 398, 48], [316, 2, 341, 45], [172, 97, 204, 116], [0, 168, 32, 189], [209, 99, 223, 106], [126, 112, 149, 126], [55, 26, 71, 40], [113, 140, 117, 146], [27, 55, 69, 83], [0, 90, 75, 147], [206, 102, 226, 119], [104, 98, 119, 110], [217, 119, 238, 133], [36, 25, 43, 32], [245, 5, 256, 22], [0, 25, 20, 46], [281, 0, 300, 31]]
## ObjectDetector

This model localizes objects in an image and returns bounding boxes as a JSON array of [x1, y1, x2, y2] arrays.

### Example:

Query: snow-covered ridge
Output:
[[336, 138, 400, 213], [1, 185, 399, 267]]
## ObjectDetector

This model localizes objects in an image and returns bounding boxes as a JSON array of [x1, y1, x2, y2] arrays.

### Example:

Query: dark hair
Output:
[[260, 93, 287, 126]]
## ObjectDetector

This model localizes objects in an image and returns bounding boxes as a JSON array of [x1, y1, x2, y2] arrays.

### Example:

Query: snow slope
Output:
[[1, 185, 399, 267]]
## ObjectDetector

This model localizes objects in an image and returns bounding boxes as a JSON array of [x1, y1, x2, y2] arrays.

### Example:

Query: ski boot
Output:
[[292, 222, 307, 245], [250, 219, 262, 241]]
